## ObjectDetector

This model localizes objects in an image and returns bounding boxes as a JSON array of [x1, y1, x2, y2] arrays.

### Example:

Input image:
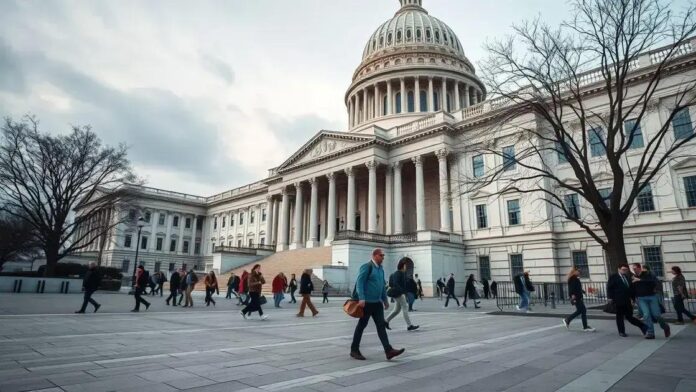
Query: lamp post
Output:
[[130, 217, 146, 289]]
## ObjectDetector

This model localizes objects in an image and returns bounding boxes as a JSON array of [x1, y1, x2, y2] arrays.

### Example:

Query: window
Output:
[[262, 209, 267, 222], [685, 175, 696, 207], [473, 155, 484, 178], [572, 251, 589, 278], [642, 246, 664, 277], [124, 234, 132, 248], [507, 199, 521, 225], [158, 213, 165, 225], [140, 236, 148, 250], [624, 119, 644, 149], [383, 95, 388, 115], [673, 108, 693, 140], [213, 217, 217, 230], [195, 242, 200, 255], [510, 254, 524, 277], [169, 239, 176, 252], [479, 256, 491, 280], [185, 218, 191, 229], [637, 184, 655, 212], [420, 90, 427, 112], [564, 193, 580, 219], [183, 241, 189, 253], [222, 217, 226, 228], [154, 262, 161, 273], [395, 92, 402, 113], [121, 260, 130, 273], [446, 94, 451, 112], [475, 204, 488, 229], [197, 219, 203, 230], [231, 214, 235, 226], [168, 262, 175, 272], [248, 239, 254, 247], [237, 239, 242, 247], [173, 216, 179, 227], [503, 146, 516, 171], [250, 211, 255, 224], [599, 188, 612, 208], [260, 237, 265, 246], [407, 91, 415, 112], [240, 213, 244, 225], [556, 141, 568, 164], [589, 127, 606, 157], [144, 211, 151, 223], [156, 237, 163, 251], [433, 92, 440, 111]]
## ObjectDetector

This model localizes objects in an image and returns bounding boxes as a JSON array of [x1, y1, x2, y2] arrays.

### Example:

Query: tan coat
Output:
[[248, 270, 265, 293]]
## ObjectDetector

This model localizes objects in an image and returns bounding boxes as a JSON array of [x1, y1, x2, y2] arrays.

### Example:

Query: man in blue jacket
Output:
[[350, 248, 405, 361]]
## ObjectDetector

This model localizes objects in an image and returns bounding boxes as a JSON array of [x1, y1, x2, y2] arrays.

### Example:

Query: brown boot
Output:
[[350, 351, 366, 360], [385, 348, 405, 360]]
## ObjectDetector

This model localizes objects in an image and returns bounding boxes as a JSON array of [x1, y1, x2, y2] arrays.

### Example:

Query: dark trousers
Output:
[[166, 289, 178, 305], [673, 295, 696, 322], [226, 285, 233, 299], [616, 303, 646, 334], [323, 293, 329, 303], [566, 298, 588, 328], [205, 287, 216, 306], [289, 289, 297, 303], [178, 287, 186, 305], [445, 292, 459, 307], [351, 302, 392, 353], [242, 292, 263, 316], [156, 283, 164, 296], [79, 290, 99, 312], [134, 287, 150, 310], [407, 293, 415, 310], [484, 287, 490, 299]]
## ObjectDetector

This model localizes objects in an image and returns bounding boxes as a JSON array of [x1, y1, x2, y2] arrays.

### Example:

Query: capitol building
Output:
[[76, 0, 696, 293]]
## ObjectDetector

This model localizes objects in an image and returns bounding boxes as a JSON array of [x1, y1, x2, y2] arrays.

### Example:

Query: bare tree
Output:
[[0, 116, 139, 276], [0, 210, 39, 270], [464, 0, 696, 273]]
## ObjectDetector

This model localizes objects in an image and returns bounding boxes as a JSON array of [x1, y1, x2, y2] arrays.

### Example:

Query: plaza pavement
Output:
[[0, 292, 693, 392]]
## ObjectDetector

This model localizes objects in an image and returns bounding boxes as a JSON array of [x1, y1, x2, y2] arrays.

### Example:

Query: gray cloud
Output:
[[262, 110, 343, 148], [200, 53, 235, 85], [0, 41, 26, 94]]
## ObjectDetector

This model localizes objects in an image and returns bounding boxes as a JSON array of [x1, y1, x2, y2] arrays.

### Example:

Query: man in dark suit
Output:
[[444, 273, 460, 308], [76, 262, 101, 313], [607, 263, 647, 337], [166, 269, 181, 306]]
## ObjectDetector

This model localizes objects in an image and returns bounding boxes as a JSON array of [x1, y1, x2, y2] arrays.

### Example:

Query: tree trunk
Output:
[[43, 245, 60, 277], [604, 224, 628, 274]]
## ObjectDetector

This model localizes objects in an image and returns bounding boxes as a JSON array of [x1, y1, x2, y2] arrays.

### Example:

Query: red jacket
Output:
[[272, 275, 286, 293], [239, 271, 248, 293]]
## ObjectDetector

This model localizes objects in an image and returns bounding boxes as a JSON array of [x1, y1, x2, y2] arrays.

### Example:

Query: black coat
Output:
[[568, 276, 584, 299], [406, 278, 417, 294], [82, 269, 101, 291], [388, 270, 407, 297], [607, 273, 635, 305], [289, 278, 297, 290], [632, 271, 660, 298], [446, 277, 455, 293], [465, 279, 477, 297], [513, 274, 534, 294], [169, 271, 181, 290], [299, 273, 313, 294], [231, 276, 240, 291]]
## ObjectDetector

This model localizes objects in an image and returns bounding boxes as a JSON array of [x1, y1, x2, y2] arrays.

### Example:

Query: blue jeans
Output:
[[273, 292, 284, 307], [637, 295, 668, 335], [407, 293, 415, 309], [519, 291, 530, 310]]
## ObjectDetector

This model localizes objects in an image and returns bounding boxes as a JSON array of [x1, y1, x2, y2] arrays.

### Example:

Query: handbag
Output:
[[343, 299, 364, 318], [259, 295, 267, 305], [602, 301, 617, 314]]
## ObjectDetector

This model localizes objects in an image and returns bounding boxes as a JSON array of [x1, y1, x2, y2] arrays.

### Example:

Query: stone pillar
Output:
[[325, 172, 336, 246], [386, 80, 393, 115], [346, 167, 356, 231], [437, 149, 452, 232], [374, 83, 380, 118], [291, 182, 304, 249], [428, 77, 434, 112], [454, 81, 460, 111], [442, 78, 448, 112], [277, 189, 290, 251], [400, 77, 406, 113], [393, 162, 403, 234], [307, 178, 319, 248], [463, 83, 469, 108], [191, 216, 198, 255], [414, 77, 421, 112], [362, 88, 368, 122], [265, 196, 274, 246], [355, 94, 361, 125], [469, 86, 475, 106], [413, 156, 426, 231], [348, 98, 354, 128], [149, 211, 158, 251], [178, 214, 185, 253], [367, 160, 378, 233], [164, 212, 172, 255], [385, 164, 393, 235]]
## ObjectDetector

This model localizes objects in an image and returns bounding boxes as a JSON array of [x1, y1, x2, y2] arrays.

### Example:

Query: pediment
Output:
[[470, 190, 493, 199], [673, 157, 696, 170], [277, 131, 375, 172]]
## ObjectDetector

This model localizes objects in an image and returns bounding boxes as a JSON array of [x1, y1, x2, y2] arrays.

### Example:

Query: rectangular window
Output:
[[169, 239, 176, 252], [475, 204, 488, 229], [185, 218, 191, 229], [144, 211, 151, 223], [213, 217, 217, 230], [637, 184, 655, 212], [240, 213, 244, 225], [237, 239, 242, 247], [685, 175, 696, 207], [124, 234, 132, 248], [158, 213, 165, 226], [642, 246, 664, 277], [121, 260, 130, 273], [599, 188, 612, 208], [673, 108, 693, 140], [197, 219, 203, 230], [572, 251, 590, 278], [589, 127, 606, 157], [473, 155, 484, 177], [624, 119, 644, 149], [564, 193, 580, 219], [260, 237, 265, 246], [140, 236, 148, 250], [154, 262, 161, 273], [222, 217, 226, 228], [168, 262, 175, 272], [250, 211, 255, 224], [183, 241, 189, 253], [231, 214, 235, 226], [479, 256, 491, 280], [173, 216, 179, 227], [156, 237, 163, 251], [194, 242, 201, 255], [556, 141, 568, 164], [507, 199, 521, 225], [510, 254, 524, 277], [503, 146, 516, 171], [262, 209, 267, 222], [248, 238, 254, 247]]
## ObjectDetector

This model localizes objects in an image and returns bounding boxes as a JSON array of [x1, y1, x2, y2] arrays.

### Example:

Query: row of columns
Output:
[[348, 76, 483, 127]]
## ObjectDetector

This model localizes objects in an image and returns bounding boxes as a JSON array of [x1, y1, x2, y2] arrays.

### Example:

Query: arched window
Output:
[[433, 92, 440, 111], [406, 29, 412, 41], [387, 32, 393, 45], [397, 30, 402, 43], [383, 95, 388, 115], [395, 92, 402, 114], [426, 29, 432, 42], [420, 90, 428, 112], [435, 30, 440, 43], [379, 36, 384, 46], [407, 91, 415, 112], [416, 29, 422, 41]]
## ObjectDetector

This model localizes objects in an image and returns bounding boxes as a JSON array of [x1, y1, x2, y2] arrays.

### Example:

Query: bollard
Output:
[[550, 292, 556, 309], [64, 281, 70, 293]]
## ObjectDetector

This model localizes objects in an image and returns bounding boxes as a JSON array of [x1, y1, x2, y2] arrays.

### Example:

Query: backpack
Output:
[[386, 271, 403, 298]]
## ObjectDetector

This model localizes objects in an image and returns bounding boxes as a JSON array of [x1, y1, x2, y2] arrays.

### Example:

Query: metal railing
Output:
[[213, 245, 275, 254], [334, 230, 417, 244]]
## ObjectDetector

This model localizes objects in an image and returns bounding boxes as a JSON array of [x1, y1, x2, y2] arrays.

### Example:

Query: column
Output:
[[469, 86, 475, 105], [437, 149, 452, 232], [271, 198, 279, 245], [325, 172, 337, 246], [307, 178, 319, 248], [149, 211, 158, 251], [393, 162, 403, 234], [346, 167, 356, 231], [374, 83, 379, 118], [413, 156, 426, 231], [191, 216, 198, 255], [386, 80, 393, 115], [164, 212, 172, 256], [463, 82, 470, 107], [414, 77, 421, 112], [348, 98, 354, 128], [400, 77, 406, 113], [442, 78, 448, 112], [265, 196, 274, 247], [367, 160, 378, 233], [362, 88, 368, 122], [454, 81, 460, 111], [177, 214, 185, 253], [428, 77, 434, 112], [291, 182, 304, 249], [277, 189, 290, 251], [385, 164, 393, 235]]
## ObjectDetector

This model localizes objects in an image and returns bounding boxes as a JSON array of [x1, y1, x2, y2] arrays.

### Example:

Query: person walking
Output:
[[166, 268, 181, 306], [177, 267, 187, 306], [321, 280, 330, 303], [632, 263, 670, 339], [148, 270, 157, 296], [415, 274, 424, 300], [406, 276, 417, 311], [183, 268, 198, 307], [272, 273, 287, 308], [514, 272, 534, 312], [297, 269, 319, 317], [288, 273, 298, 304], [204, 271, 219, 307], [562, 267, 595, 332], [607, 264, 647, 337], [350, 248, 405, 361], [436, 277, 445, 300], [226, 273, 237, 299], [241, 264, 267, 320], [75, 262, 101, 313], [385, 257, 419, 332], [238, 270, 249, 306], [132, 265, 151, 312], [156, 271, 166, 297], [482, 278, 490, 299], [490, 280, 498, 299], [444, 273, 460, 308], [671, 266, 696, 325], [463, 274, 481, 309]]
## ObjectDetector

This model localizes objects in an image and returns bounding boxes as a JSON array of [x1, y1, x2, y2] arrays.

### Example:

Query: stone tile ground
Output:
[[0, 292, 693, 391]]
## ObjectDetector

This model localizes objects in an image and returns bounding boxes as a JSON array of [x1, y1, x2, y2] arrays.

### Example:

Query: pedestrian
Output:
[[148, 269, 157, 295], [75, 262, 101, 313], [288, 273, 298, 304], [444, 273, 460, 308], [178, 267, 187, 305], [482, 278, 490, 299], [226, 273, 237, 299], [406, 276, 417, 311], [670, 266, 696, 325], [350, 248, 405, 361], [166, 268, 181, 306], [415, 274, 424, 300], [322, 280, 330, 303], [562, 267, 595, 332], [385, 257, 419, 331], [297, 269, 319, 317], [436, 277, 445, 300], [183, 268, 198, 307], [632, 263, 670, 339], [463, 274, 481, 309], [607, 263, 647, 337], [272, 272, 287, 308], [238, 270, 249, 306], [241, 264, 268, 320], [132, 265, 151, 312], [514, 271, 534, 312], [490, 280, 498, 299], [157, 271, 166, 297], [204, 271, 219, 307]]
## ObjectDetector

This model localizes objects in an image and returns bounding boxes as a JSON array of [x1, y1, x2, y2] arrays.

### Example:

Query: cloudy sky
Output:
[[0, 0, 604, 196]]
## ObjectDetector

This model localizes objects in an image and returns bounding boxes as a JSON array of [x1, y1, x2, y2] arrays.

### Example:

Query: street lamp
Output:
[[130, 216, 146, 289]]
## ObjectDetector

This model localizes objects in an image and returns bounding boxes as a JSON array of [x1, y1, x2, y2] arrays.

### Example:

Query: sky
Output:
[[0, 0, 595, 196]]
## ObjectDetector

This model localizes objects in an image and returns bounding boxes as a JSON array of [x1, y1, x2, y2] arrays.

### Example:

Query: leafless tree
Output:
[[0, 210, 39, 270], [464, 0, 696, 272], [0, 116, 140, 276]]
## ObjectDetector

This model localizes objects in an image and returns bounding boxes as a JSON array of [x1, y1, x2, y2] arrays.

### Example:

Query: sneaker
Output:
[[74, 311, 85, 314], [94, 304, 101, 313], [562, 319, 569, 329], [583, 327, 596, 332], [516, 305, 520, 311], [240, 311, 247, 320], [645, 334, 655, 339], [619, 333, 628, 337], [130, 309, 139, 312], [260, 314, 269, 321], [407, 325, 420, 331]]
